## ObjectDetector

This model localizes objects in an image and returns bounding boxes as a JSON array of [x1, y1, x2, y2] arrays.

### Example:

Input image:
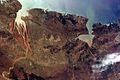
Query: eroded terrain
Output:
[[0, 0, 120, 80]]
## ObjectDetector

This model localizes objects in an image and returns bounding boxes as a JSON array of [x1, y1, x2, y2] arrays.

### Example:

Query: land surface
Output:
[[0, 0, 120, 80]]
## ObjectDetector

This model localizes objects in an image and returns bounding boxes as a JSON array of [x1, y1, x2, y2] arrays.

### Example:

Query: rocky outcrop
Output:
[[23, 8, 88, 42], [0, 0, 24, 78], [91, 23, 120, 80], [0, 48, 13, 74], [14, 8, 91, 80], [0, 1, 120, 80], [0, 0, 21, 29], [91, 23, 120, 56], [4, 8, 89, 79], [2, 65, 45, 80], [63, 39, 95, 66], [60, 39, 95, 80], [99, 62, 120, 80], [8, 39, 94, 80]]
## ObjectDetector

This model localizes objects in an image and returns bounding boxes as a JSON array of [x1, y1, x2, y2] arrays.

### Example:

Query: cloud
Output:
[[92, 52, 120, 72]]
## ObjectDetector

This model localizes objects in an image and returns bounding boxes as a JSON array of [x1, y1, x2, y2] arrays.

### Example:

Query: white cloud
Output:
[[92, 52, 120, 72]]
